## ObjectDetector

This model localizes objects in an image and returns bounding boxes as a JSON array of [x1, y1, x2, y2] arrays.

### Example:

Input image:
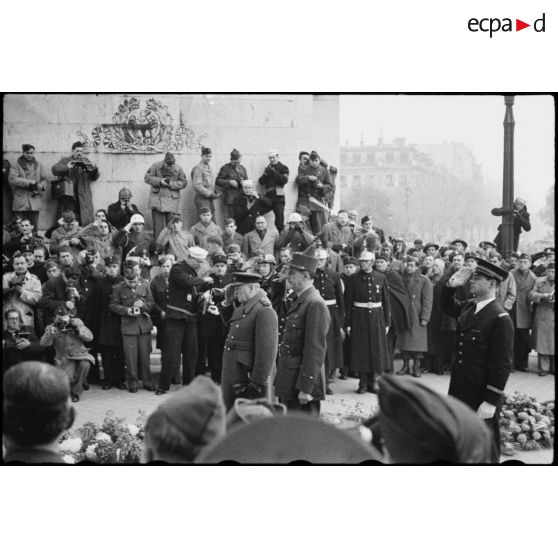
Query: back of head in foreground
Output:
[[197, 414, 383, 464], [3, 361, 75, 453], [373, 375, 495, 464], [143, 376, 226, 463]]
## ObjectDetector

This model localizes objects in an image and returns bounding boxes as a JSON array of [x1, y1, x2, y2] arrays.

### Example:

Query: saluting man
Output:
[[441, 258, 514, 461], [219, 271, 278, 411], [344, 251, 391, 394]]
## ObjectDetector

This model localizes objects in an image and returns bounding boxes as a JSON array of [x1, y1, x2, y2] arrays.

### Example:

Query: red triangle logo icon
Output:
[[516, 19, 530, 31]]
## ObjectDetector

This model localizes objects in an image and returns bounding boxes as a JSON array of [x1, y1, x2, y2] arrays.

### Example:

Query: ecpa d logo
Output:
[[468, 13, 546, 37]]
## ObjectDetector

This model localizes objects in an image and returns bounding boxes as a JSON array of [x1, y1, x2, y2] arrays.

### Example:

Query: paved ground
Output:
[[73, 353, 554, 464]]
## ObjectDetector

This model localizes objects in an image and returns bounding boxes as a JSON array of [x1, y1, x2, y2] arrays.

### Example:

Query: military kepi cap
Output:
[[285, 253, 318, 275], [104, 256, 121, 266], [230, 272, 261, 287], [473, 257, 508, 282]]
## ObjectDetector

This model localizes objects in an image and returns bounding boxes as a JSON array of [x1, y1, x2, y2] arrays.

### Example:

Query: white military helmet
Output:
[[287, 212, 303, 223], [315, 249, 328, 260], [359, 251, 375, 261]]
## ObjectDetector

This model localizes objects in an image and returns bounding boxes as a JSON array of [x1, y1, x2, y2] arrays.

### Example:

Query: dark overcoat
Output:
[[52, 155, 99, 225], [381, 269, 412, 334], [40, 275, 86, 326], [442, 285, 514, 455], [396, 271, 433, 353], [220, 289, 278, 410], [427, 278, 456, 356], [275, 286, 330, 402], [215, 162, 248, 206], [96, 274, 124, 347], [313, 266, 345, 370], [232, 193, 273, 235], [344, 270, 391, 374]]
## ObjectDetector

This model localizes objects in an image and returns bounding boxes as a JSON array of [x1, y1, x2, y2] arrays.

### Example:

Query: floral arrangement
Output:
[[499, 392, 554, 456], [58, 410, 146, 464]]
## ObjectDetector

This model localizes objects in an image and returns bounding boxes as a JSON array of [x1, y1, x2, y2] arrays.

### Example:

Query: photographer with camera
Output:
[[277, 212, 316, 255], [3, 308, 44, 369], [49, 211, 85, 260], [3, 252, 42, 330], [144, 152, 188, 240], [8, 144, 49, 231], [107, 188, 142, 230], [4, 217, 45, 259], [258, 149, 289, 233], [40, 305, 94, 402], [51, 141, 99, 226], [491, 196, 531, 253], [109, 259, 156, 393]]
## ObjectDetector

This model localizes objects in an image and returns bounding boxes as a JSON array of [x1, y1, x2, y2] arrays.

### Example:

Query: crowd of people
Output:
[[2, 141, 555, 463]]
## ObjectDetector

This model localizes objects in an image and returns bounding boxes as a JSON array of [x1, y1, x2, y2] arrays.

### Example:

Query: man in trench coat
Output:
[[275, 254, 330, 414], [52, 141, 99, 226], [219, 272, 278, 411]]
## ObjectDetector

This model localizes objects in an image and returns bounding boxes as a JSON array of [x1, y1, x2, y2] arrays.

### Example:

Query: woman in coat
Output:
[[528, 264, 555, 376]]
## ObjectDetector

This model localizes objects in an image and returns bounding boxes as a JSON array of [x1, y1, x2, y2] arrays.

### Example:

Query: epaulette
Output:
[[498, 312, 510, 318]]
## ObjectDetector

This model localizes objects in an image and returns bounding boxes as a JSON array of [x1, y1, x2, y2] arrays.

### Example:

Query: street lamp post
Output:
[[501, 95, 515, 259]]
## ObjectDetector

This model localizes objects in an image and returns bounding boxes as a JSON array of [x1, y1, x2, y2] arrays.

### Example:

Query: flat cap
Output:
[[199, 207, 212, 215], [201, 146, 212, 155], [375, 253, 389, 262], [378, 375, 494, 463], [62, 210, 76, 223], [230, 148, 241, 160], [22, 143, 35, 152]]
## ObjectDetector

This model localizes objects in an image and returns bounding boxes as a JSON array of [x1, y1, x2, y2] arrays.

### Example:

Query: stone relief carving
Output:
[[77, 97, 207, 153]]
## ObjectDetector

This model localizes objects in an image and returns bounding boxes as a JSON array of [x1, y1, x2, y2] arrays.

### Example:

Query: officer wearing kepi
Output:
[[219, 271, 278, 411], [344, 250, 391, 394], [441, 257, 514, 461]]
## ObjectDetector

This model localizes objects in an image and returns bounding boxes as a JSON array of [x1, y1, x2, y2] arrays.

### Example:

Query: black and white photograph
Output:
[[2, 93, 555, 465]]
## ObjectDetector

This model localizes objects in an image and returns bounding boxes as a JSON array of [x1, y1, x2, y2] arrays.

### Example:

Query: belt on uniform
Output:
[[224, 340, 252, 351], [323, 299, 337, 306], [353, 302, 382, 309]]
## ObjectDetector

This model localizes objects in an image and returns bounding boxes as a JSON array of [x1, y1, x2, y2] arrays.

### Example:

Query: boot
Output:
[[411, 358, 422, 378], [356, 373, 367, 394], [396, 359, 410, 376]]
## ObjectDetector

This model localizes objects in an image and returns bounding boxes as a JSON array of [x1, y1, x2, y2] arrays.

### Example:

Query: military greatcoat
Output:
[[275, 286, 330, 402], [441, 286, 514, 456], [529, 277, 555, 355], [220, 288, 278, 410], [344, 270, 391, 374], [313, 266, 345, 370]]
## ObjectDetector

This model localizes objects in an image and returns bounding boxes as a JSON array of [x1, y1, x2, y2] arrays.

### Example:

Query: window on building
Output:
[[400, 151, 409, 164], [386, 151, 394, 164], [400, 174, 408, 186], [360, 152, 366, 164], [345, 152, 352, 164], [368, 175, 375, 186], [367, 152, 375, 164], [386, 175, 393, 186]]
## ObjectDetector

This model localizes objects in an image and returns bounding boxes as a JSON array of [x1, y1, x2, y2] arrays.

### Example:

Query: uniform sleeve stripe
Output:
[[487, 385, 504, 395]]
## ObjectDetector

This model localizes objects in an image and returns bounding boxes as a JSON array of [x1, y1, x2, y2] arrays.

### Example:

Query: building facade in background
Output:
[[340, 137, 493, 244]]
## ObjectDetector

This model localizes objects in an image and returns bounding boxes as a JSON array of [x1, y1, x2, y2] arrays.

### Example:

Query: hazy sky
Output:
[[340, 95, 555, 235]]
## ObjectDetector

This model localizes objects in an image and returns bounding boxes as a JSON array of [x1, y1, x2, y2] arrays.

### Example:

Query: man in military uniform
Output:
[[314, 248, 345, 393], [275, 253, 330, 414], [216, 148, 248, 219], [344, 251, 391, 394], [219, 271, 278, 411], [441, 258, 514, 459], [109, 260, 156, 393]]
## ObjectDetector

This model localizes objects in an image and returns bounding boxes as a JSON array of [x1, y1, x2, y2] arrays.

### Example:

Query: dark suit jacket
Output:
[[107, 201, 142, 230], [215, 163, 248, 205]]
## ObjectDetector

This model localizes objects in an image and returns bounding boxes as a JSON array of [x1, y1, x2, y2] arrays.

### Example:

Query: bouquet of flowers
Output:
[[58, 410, 146, 464], [499, 392, 554, 456]]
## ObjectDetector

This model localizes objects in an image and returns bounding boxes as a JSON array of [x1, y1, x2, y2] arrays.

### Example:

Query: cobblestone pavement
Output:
[[73, 354, 554, 464]]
